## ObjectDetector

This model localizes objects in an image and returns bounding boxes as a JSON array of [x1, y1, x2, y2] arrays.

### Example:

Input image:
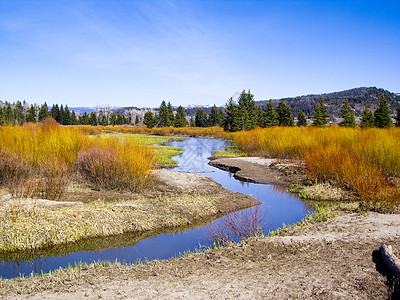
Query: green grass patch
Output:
[[130, 134, 186, 145], [212, 145, 246, 157], [153, 145, 183, 167]]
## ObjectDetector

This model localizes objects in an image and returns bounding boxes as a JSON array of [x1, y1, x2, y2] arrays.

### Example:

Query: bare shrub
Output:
[[207, 205, 264, 244], [37, 160, 71, 200]]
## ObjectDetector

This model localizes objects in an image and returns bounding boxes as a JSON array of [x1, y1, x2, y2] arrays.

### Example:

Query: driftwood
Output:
[[380, 244, 400, 275]]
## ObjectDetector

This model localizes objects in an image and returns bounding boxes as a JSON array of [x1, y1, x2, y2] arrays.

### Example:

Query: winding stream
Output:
[[0, 138, 313, 279]]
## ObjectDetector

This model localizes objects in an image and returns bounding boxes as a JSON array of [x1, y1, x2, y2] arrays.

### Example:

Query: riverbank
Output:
[[2, 209, 399, 299], [1, 154, 399, 298], [0, 170, 259, 253]]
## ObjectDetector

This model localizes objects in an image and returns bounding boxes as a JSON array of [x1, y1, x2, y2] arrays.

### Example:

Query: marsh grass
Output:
[[77, 136, 154, 192], [234, 127, 400, 210], [0, 192, 226, 252], [0, 119, 157, 197]]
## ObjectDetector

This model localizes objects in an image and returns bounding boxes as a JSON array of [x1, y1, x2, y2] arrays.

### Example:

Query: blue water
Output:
[[0, 138, 313, 279]]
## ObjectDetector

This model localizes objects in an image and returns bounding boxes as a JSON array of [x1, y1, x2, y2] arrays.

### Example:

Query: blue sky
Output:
[[0, 0, 399, 107]]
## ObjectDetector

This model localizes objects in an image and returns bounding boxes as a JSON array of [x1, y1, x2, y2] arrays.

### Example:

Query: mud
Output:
[[209, 156, 305, 186]]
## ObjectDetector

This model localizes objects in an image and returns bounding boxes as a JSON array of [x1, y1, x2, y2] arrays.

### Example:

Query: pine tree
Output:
[[167, 102, 174, 126], [14, 101, 25, 125], [374, 93, 392, 128], [4, 103, 13, 124], [100, 115, 108, 126], [158, 101, 170, 127], [195, 108, 207, 127], [297, 110, 307, 127], [396, 106, 400, 127], [79, 112, 89, 125], [143, 111, 155, 128], [218, 108, 225, 127], [339, 98, 356, 128], [360, 106, 375, 128], [71, 111, 78, 125], [59, 105, 67, 124], [208, 105, 220, 127], [116, 114, 124, 125], [263, 100, 279, 127], [26, 105, 37, 123], [51, 104, 60, 122], [276, 100, 294, 126], [237, 90, 257, 130], [174, 105, 187, 127], [312, 97, 330, 127], [134, 115, 140, 125], [38, 103, 49, 121], [224, 97, 240, 131], [190, 116, 195, 127], [109, 113, 117, 125], [256, 106, 264, 127], [89, 112, 98, 126], [0, 106, 3, 124], [63, 105, 71, 125]]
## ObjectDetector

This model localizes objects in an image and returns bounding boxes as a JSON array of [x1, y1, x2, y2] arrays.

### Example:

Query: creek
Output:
[[0, 138, 313, 279]]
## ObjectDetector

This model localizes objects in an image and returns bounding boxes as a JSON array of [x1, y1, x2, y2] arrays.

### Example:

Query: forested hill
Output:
[[257, 87, 400, 119]]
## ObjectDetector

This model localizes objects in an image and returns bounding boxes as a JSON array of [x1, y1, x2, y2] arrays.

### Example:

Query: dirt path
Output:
[[2, 212, 399, 299]]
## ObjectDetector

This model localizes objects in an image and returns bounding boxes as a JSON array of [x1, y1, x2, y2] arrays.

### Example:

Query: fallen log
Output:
[[380, 244, 400, 276]]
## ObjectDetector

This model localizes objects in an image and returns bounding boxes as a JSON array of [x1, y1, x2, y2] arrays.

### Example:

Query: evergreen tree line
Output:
[[142, 91, 400, 131], [0, 101, 132, 126], [143, 100, 226, 128], [1, 92, 399, 129]]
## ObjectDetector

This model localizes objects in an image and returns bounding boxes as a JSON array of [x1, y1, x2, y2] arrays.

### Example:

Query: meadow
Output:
[[233, 126, 400, 210]]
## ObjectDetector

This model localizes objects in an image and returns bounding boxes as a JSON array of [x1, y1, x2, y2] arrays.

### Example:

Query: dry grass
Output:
[[0, 119, 156, 198], [234, 126, 400, 210], [77, 136, 155, 192], [0, 192, 225, 252]]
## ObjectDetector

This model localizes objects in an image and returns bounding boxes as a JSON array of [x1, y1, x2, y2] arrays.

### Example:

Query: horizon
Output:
[[1, 1, 399, 107]]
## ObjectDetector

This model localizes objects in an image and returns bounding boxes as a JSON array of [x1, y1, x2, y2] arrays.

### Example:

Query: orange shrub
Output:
[[234, 126, 400, 209], [0, 119, 156, 198], [76, 136, 155, 192]]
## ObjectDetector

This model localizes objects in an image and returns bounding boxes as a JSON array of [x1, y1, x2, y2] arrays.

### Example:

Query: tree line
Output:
[[1, 91, 399, 129], [143, 91, 399, 130], [0, 101, 131, 126]]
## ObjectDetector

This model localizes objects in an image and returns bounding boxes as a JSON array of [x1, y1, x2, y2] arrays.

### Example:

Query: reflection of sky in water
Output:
[[0, 138, 313, 279]]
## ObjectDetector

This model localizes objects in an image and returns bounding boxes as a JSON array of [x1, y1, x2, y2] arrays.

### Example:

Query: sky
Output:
[[0, 0, 399, 108]]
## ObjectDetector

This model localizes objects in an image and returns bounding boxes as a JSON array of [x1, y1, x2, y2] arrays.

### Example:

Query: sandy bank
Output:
[[209, 156, 305, 186]]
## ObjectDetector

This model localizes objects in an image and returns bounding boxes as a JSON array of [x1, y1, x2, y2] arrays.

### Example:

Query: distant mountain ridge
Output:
[[257, 87, 400, 119]]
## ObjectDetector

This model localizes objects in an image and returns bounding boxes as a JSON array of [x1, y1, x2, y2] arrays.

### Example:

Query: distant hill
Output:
[[257, 87, 400, 120], [69, 107, 97, 114]]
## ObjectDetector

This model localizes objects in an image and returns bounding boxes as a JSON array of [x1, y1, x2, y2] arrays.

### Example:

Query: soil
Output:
[[209, 156, 306, 186], [1, 158, 399, 299]]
